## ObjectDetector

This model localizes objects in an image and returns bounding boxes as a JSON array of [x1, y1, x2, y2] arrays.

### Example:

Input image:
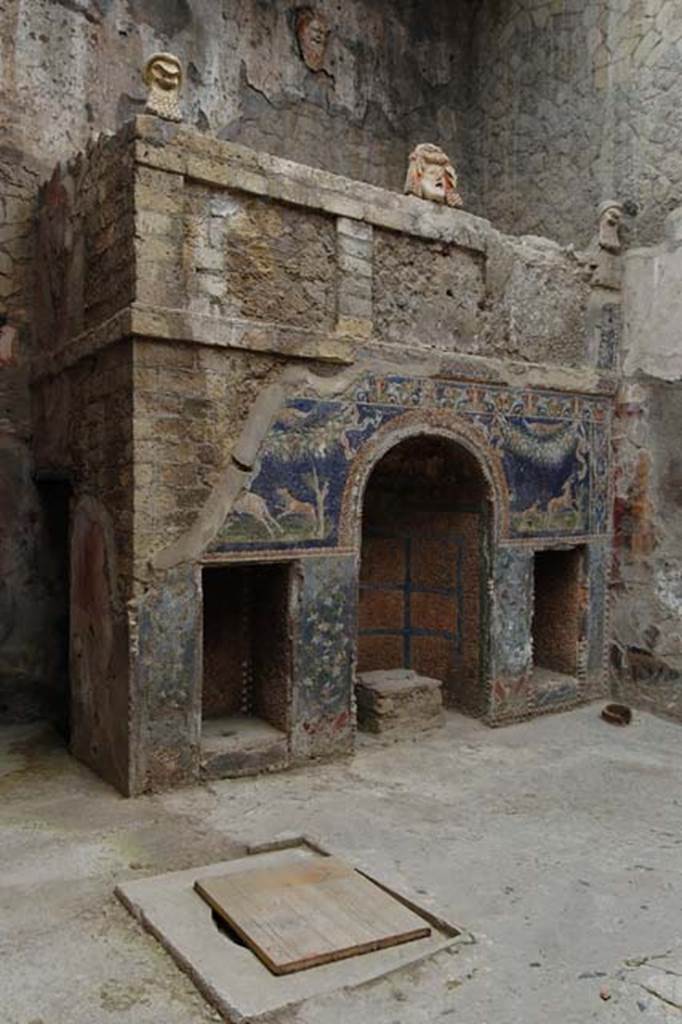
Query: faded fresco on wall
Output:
[[211, 375, 611, 553]]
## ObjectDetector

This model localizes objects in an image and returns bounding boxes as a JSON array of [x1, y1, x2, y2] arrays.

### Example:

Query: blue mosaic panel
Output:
[[597, 304, 622, 372], [585, 542, 609, 677], [209, 375, 612, 553], [290, 555, 355, 758], [213, 399, 401, 549]]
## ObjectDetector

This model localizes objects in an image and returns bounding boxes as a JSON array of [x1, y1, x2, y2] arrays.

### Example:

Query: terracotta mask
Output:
[[598, 201, 624, 253], [404, 143, 463, 209], [144, 52, 183, 123]]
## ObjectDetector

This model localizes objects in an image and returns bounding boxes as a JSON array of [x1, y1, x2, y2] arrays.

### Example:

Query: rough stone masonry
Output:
[[31, 113, 613, 792], [1, 0, 681, 791]]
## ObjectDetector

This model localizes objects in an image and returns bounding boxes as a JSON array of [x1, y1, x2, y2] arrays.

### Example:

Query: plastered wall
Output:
[[610, 215, 682, 720]]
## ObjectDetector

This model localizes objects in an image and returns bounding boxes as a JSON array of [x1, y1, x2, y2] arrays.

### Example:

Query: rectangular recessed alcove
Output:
[[531, 546, 585, 709], [115, 837, 465, 1022], [201, 564, 292, 778]]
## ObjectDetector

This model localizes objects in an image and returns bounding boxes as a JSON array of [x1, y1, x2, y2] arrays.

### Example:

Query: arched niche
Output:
[[353, 430, 496, 714]]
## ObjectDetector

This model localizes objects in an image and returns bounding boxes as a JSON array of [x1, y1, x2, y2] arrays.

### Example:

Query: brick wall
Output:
[[358, 436, 489, 710], [34, 130, 136, 354], [532, 547, 585, 676]]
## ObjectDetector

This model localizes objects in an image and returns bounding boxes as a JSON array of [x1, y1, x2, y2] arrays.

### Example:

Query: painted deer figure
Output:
[[275, 488, 317, 524], [546, 479, 574, 517], [518, 501, 542, 530], [233, 490, 281, 537]]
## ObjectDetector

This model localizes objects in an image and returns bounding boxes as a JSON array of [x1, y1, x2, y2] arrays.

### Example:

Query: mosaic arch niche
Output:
[[356, 431, 494, 713]]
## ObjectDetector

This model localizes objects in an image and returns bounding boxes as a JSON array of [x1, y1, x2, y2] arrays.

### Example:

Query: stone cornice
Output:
[[31, 298, 618, 398], [31, 303, 357, 379], [133, 115, 493, 255]]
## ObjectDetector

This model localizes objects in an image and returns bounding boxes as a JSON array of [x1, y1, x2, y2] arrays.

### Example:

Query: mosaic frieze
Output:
[[210, 375, 612, 553]]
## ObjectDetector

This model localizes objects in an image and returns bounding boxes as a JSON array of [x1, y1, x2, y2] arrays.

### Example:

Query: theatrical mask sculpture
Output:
[[144, 52, 183, 122], [295, 8, 329, 72], [598, 200, 624, 253], [404, 143, 463, 208]]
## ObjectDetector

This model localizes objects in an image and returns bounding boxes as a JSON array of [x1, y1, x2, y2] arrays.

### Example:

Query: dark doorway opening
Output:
[[35, 476, 72, 738], [201, 564, 292, 754], [532, 547, 585, 676], [358, 436, 491, 714]]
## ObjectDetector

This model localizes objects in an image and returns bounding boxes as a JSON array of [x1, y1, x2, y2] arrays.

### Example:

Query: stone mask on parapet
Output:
[[295, 8, 329, 71], [144, 52, 183, 122], [404, 143, 463, 208], [598, 200, 624, 253]]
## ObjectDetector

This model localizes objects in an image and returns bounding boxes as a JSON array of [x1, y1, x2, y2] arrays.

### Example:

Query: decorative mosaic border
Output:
[[209, 373, 613, 556]]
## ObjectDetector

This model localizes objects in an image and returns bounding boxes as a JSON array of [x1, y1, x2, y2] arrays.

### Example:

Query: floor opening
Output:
[[358, 436, 491, 714], [116, 838, 461, 1018], [201, 564, 291, 771], [211, 909, 247, 947]]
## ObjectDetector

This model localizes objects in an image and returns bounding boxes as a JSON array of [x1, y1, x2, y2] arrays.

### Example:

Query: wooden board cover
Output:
[[194, 854, 431, 975]]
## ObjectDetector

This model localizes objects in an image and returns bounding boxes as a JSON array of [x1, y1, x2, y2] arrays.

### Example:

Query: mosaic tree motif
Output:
[[210, 375, 612, 553], [218, 401, 391, 547]]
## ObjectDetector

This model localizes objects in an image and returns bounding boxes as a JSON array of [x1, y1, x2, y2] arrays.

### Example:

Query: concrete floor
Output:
[[1, 705, 681, 1023]]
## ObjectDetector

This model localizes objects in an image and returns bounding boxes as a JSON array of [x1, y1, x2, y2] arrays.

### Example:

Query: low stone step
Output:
[[356, 669, 445, 736]]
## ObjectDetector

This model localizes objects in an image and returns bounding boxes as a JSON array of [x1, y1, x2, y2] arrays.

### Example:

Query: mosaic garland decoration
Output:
[[211, 375, 612, 552]]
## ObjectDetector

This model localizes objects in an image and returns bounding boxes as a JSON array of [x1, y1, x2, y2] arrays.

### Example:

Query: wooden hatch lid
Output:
[[195, 853, 431, 975]]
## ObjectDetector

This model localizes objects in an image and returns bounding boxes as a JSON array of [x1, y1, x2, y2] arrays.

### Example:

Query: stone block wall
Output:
[[132, 343, 282, 570], [470, 0, 682, 247], [124, 118, 602, 579], [34, 129, 136, 358], [373, 228, 591, 365], [372, 231, 486, 353], [23, 114, 622, 798], [129, 117, 594, 368], [27, 131, 138, 787], [26, 119, 617, 792]]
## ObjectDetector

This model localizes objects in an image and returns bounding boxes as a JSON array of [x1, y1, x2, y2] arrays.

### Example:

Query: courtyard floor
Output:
[[1, 704, 681, 1023]]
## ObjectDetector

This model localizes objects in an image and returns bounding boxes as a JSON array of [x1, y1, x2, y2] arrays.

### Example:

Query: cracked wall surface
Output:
[[610, 218, 682, 721]]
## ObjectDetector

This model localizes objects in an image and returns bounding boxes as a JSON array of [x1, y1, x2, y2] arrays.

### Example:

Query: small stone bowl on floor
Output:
[[601, 703, 632, 726]]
